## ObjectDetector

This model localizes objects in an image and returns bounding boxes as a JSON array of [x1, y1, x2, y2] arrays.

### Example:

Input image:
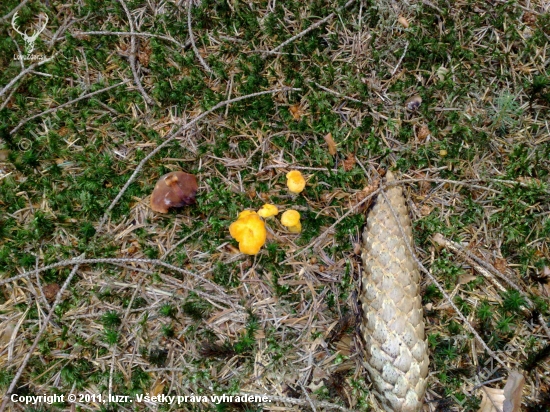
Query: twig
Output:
[[10, 80, 130, 135], [432, 233, 550, 340], [378, 186, 511, 371], [0, 0, 29, 24], [187, 2, 213, 74], [391, 41, 408, 76], [73, 31, 190, 50], [421, 0, 444, 14], [0, 255, 84, 412], [313, 82, 369, 105], [0, 53, 57, 100], [0, 257, 243, 310], [97, 87, 300, 232], [262, 0, 356, 57], [117, 0, 155, 105]]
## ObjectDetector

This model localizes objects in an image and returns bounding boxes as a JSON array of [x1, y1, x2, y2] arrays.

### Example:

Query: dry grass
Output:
[[0, 0, 549, 411]]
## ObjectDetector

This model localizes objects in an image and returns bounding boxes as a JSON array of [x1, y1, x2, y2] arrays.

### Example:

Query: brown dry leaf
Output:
[[417, 124, 431, 141], [479, 387, 505, 412], [151, 379, 165, 396], [478, 370, 525, 412], [420, 204, 432, 216], [343, 153, 356, 171], [308, 367, 328, 391], [503, 370, 525, 412], [493, 257, 508, 274], [0, 321, 15, 347], [335, 335, 352, 356], [352, 180, 380, 211], [137, 40, 152, 67], [324, 133, 337, 156], [289, 104, 304, 120], [43, 283, 60, 301], [522, 12, 536, 26], [458, 273, 477, 285]]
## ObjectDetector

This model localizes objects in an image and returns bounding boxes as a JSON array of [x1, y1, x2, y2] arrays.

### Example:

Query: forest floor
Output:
[[0, 0, 549, 411]]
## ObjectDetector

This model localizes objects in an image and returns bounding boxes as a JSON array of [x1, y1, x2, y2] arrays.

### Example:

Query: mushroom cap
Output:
[[150, 171, 198, 213], [287, 221, 302, 233], [229, 211, 267, 255], [258, 203, 279, 218], [286, 170, 306, 194], [280, 209, 301, 227]]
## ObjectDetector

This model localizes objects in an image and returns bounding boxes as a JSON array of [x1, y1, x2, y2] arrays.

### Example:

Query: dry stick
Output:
[[187, 3, 213, 74], [73, 31, 190, 50], [117, 0, 155, 105], [0, 257, 242, 310], [391, 41, 409, 76], [263, 0, 356, 57], [378, 188, 510, 372], [432, 233, 550, 340], [313, 81, 369, 105], [10, 80, 130, 135], [0, 256, 84, 412], [0, 54, 57, 100], [238, 393, 352, 412], [0, 0, 29, 23], [96, 87, 299, 232]]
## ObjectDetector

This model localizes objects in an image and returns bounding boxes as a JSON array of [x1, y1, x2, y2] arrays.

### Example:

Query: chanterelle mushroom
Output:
[[286, 170, 306, 194], [150, 171, 198, 213], [280, 209, 302, 233], [229, 210, 267, 255]]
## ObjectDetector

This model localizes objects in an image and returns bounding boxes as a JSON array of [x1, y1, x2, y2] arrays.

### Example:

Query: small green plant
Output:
[[491, 90, 523, 134]]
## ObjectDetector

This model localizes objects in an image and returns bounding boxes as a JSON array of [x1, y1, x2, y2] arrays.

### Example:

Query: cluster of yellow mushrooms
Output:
[[229, 170, 306, 255]]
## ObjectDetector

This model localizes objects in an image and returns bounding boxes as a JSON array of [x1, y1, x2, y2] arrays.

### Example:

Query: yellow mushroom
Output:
[[258, 204, 279, 218], [229, 211, 267, 255], [280, 210, 302, 233], [286, 170, 306, 194]]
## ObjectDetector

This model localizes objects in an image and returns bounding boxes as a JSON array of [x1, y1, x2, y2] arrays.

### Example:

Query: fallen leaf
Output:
[[0, 321, 15, 346], [503, 370, 524, 412], [478, 370, 524, 412], [308, 366, 328, 391], [151, 379, 165, 396], [137, 40, 152, 67], [342, 153, 356, 171], [289, 104, 304, 120], [417, 124, 431, 141], [324, 133, 337, 156], [479, 387, 505, 412], [335, 335, 352, 356], [43, 283, 60, 301], [522, 12, 536, 26], [420, 204, 432, 216], [493, 257, 508, 274], [458, 274, 477, 285]]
